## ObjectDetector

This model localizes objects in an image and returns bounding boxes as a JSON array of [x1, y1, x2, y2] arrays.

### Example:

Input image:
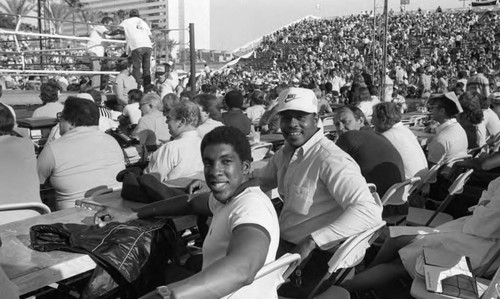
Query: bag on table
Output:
[[116, 168, 186, 203]]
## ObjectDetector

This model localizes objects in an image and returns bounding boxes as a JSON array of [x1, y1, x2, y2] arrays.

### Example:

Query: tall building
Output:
[[78, 0, 210, 51]]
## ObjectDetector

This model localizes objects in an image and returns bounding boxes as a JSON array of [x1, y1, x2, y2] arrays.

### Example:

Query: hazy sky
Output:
[[211, 0, 471, 51]]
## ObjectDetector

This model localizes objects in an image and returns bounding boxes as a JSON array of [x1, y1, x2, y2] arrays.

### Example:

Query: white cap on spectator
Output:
[[276, 88, 318, 114]]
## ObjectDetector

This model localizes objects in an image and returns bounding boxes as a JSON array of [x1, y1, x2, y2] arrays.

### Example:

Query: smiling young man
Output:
[[95, 126, 280, 299], [255, 87, 383, 297]]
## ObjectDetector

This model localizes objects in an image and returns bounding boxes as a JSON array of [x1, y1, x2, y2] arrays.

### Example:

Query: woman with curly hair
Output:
[[458, 91, 485, 149]]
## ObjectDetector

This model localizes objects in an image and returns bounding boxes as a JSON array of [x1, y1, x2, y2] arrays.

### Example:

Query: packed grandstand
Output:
[[1, 6, 500, 98]]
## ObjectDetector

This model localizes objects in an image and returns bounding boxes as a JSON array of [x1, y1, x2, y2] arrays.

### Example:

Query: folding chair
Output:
[[408, 153, 472, 208], [0, 202, 51, 225], [251, 142, 273, 162], [380, 177, 421, 226], [307, 222, 386, 299], [139, 253, 302, 299], [407, 169, 474, 227]]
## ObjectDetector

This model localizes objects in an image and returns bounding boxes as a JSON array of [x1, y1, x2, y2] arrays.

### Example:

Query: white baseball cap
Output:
[[276, 87, 318, 114]]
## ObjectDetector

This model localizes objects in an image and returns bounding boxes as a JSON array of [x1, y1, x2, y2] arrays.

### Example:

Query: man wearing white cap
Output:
[[255, 87, 383, 296], [427, 92, 468, 165], [155, 64, 178, 99]]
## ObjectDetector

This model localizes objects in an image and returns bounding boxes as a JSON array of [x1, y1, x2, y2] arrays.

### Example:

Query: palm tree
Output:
[[44, 2, 73, 34], [0, 0, 36, 16]]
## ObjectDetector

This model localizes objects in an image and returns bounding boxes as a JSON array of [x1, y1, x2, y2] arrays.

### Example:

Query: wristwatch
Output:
[[156, 285, 171, 299]]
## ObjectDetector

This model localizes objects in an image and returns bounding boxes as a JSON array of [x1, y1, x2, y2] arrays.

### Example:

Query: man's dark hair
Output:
[[116, 59, 130, 71], [201, 126, 252, 163], [40, 82, 61, 104], [88, 89, 102, 104], [477, 66, 488, 74], [325, 82, 333, 93], [0, 103, 15, 135], [429, 95, 460, 117], [61, 97, 99, 127], [201, 84, 216, 94], [373, 102, 402, 131], [179, 90, 194, 101], [101, 17, 113, 24], [128, 89, 143, 103], [192, 93, 222, 122], [458, 91, 484, 124]]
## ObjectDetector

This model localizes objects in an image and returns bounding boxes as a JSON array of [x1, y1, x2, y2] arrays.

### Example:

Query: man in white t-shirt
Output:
[[116, 9, 153, 88], [86, 17, 113, 90]]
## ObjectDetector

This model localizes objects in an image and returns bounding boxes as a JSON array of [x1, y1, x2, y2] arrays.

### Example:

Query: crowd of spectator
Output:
[[4, 6, 500, 299]]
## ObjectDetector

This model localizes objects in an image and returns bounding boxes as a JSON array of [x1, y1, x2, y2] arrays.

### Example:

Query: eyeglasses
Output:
[[427, 105, 440, 111], [56, 112, 64, 121]]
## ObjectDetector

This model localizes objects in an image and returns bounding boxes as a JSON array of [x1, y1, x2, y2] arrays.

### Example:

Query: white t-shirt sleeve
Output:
[[227, 190, 276, 239]]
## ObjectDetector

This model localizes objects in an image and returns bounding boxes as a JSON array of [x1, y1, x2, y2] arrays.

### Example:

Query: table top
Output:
[[0, 207, 98, 295], [0, 188, 197, 295]]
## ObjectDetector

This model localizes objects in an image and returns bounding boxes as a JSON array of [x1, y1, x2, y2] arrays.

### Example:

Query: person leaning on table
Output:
[[94, 126, 280, 299], [245, 87, 383, 297], [37, 97, 125, 210]]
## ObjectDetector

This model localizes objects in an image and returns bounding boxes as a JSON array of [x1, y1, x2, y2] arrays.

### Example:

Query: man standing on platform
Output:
[[86, 17, 114, 91], [115, 9, 153, 89]]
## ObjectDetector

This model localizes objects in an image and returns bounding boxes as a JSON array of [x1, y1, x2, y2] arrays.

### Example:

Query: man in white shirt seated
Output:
[[426, 92, 468, 165], [144, 101, 203, 181], [252, 88, 383, 297], [371, 102, 428, 178], [132, 93, 170, 151], [32, 81, 63, 118]]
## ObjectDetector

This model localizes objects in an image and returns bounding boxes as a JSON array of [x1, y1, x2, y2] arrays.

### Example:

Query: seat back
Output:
[[251, 142, 273, 162], [308, 222, 386, 299], [423, 169, 474, 226], [227, 253, 301, 298], [326, 222, 386, 275], [381, 177, 421, 206], [448, 168, 474, 196], [0, 202, 51, 225], [411, 153, 471, 194]]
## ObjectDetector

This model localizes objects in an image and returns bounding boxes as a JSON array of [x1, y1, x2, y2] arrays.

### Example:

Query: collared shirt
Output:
[[197, 118, 224, 139], [259, 130, 383, 249], [144, 130, 203, 182], [380, 122, 428, 178], [132, 110, 171, 146], [427, 118, 468, 163]]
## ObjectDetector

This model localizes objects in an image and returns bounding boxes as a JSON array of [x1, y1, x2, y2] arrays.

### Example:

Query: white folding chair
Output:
[[251, 142, 273, 162], [381, 177, 421, 206], [407, 169, 474, 227], [307, 222, 386, 299], [226, 253, 301, 298], [139, 254, 301, 299], [0, 202, 51, 225], [380, 177, 421, 226]]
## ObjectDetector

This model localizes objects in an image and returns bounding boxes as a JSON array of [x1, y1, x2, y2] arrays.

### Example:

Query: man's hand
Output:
[[291, 236, 317, 263], [186, 179, 209, 194], [94, 206, 136, 227]]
